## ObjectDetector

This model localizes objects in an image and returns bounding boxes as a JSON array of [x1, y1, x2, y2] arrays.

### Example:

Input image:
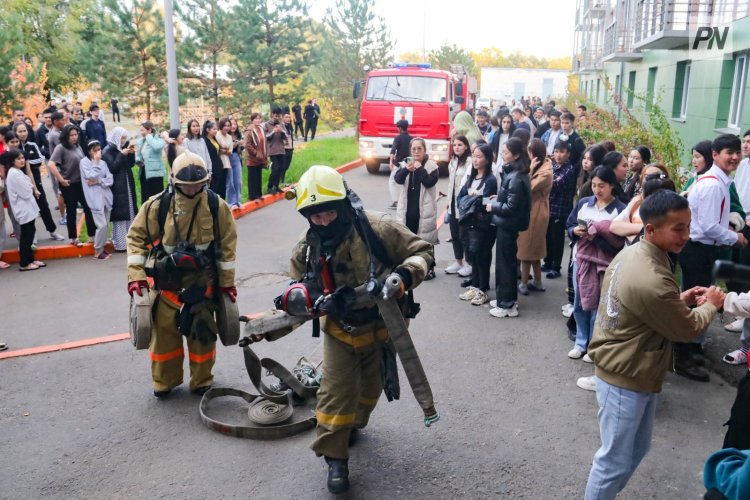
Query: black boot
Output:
[[325, 457, 350, 494], [348, 428, 359, 447], [153, 389, 171, 399], [674, 347, 710, 382]]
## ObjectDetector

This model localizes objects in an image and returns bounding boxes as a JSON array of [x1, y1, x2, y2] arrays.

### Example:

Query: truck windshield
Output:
[[365, 76, 446, 103]]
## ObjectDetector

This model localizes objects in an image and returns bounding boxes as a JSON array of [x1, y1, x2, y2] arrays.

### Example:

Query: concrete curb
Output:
[[2, 159, 364, 264]]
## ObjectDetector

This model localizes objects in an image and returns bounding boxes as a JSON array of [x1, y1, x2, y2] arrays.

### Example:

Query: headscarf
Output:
[[452, 111, 482, 146], [107, 126, 128, 152]]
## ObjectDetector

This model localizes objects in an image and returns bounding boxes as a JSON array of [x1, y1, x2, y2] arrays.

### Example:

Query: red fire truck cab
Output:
[[358, 63, 476, 175]]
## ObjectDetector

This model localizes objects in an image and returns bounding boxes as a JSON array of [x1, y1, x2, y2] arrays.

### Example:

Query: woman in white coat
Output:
[[2, 149, 44, 271], [394, 137, 439, 279]]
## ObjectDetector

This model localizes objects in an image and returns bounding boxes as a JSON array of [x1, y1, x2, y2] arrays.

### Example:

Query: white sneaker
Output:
[[445, 261, 462, 274], [582, 353, 593, 364], [459, 287, 479, 301], [576, 376, 597, 391], [562, 303, 574, 318], [489, 299, 497, 308], [471, 290, 488, 306], [457, 264, 472, 277], [489, 303, 519, 318], [725, 318, 745, 333], [49, 232, 64, 241], [568, 347, 584, 359]]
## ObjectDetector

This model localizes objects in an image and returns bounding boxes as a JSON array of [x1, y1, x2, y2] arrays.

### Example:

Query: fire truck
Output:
[[357, 63, 477, 175]]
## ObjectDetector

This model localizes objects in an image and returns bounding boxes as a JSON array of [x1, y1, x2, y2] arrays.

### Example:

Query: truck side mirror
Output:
[[455, 81, 463, 95], [454, 96, 465, 105], [353, 81, 360, 99]]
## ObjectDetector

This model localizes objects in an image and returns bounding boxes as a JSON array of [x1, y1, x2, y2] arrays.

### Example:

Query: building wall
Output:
[[579, 15, 750, 163], [481, 68, 569, 102]]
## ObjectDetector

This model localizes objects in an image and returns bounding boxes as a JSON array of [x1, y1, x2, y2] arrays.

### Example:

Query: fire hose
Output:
[[199, 274, 439, 439]]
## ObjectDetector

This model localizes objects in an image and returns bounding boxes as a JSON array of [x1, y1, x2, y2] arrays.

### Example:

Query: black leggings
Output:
[[449, 207, 464, 260], [60, 182, 96, 240], [143, 176, 165, 201], [19, 220, 36, 267], [470, 229, 494, 290], [495, 228, 519, 307], [31, 167, 56, 232], [247, 166, 263, 200], [544, 216, 567, 272], [210, 168, 226, 199], [267, 154, 285, 191]]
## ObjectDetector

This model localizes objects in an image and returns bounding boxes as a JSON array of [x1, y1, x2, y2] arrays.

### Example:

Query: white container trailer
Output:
[[480, 67, 569, 103]]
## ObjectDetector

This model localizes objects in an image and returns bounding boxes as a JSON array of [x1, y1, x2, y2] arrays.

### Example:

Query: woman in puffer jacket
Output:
[[487, 137, 531, 319]]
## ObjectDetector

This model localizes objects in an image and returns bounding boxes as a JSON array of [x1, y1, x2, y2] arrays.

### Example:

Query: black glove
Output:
[[319, 286, 357, 317], [380, 343, 400, 402], [394, 266, 413, 290]]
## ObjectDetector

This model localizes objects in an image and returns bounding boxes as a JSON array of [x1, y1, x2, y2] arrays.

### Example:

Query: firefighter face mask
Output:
[[307, 201, 353, 250], [176, 183, 207, 199]]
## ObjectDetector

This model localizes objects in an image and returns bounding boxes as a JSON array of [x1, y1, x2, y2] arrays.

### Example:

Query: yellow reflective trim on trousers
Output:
[[315, 411, 357, 426], [358, 396, 379, 407], [325, 323, 389, 348]]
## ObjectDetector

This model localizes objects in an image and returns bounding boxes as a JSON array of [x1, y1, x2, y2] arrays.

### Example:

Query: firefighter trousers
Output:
[[311, 323, 388, 459], [149, 295, 216, 392]]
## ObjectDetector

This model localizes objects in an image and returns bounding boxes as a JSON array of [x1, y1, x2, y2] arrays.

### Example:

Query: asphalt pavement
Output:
[[0, 165, 740, 499]]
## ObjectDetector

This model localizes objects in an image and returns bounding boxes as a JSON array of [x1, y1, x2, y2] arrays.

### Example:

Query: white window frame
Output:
[[680, 62, 691, 119], [729, 54, 748, 129]]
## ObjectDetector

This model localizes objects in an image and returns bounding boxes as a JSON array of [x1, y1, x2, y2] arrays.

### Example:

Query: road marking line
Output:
[[0, 333, 131, 360], [0, 312, 265, 360]]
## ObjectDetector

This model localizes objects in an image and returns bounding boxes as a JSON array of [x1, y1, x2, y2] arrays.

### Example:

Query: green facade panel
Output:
[[578, 15, 750, 163]]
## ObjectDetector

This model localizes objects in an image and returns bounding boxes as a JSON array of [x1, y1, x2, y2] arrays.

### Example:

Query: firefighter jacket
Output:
[[289, 210, 434, 330], [127, 190, 237, 288]]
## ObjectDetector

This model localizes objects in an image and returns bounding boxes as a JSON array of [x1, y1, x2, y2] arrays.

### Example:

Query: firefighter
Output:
[[288, 165, 434, 494], [126, 151, 237, 398]]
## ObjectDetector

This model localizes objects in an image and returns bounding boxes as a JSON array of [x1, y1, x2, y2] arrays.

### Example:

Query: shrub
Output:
[[564, 74, 685, 187]]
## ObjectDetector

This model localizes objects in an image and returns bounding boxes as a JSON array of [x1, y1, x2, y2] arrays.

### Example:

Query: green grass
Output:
[[77, 137, 357, 239], [240, 137, 357, 200]]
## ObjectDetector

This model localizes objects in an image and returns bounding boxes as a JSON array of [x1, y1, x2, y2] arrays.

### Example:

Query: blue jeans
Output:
[[584, 378, 658, 500], [225, 152, 243, 207], [572, 260, 597, 351]]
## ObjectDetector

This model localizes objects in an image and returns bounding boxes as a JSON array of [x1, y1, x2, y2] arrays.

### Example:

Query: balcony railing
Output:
[[603, 16, 642, 61], [634, 0, 713, 50]]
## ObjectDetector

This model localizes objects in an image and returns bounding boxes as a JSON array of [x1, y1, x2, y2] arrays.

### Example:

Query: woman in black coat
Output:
[[102, 127, 137, 252], [487, 137, 531, 318]]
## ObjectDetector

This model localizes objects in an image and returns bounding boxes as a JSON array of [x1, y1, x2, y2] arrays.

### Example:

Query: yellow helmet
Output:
[[171, 152, 210, 185], [295, 165, 347, 214]]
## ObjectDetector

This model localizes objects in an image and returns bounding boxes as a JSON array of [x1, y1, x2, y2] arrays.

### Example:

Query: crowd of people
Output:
[[0, 98, 323, 269], [384, 96, 750, 498], [387, 97, 750, 375]]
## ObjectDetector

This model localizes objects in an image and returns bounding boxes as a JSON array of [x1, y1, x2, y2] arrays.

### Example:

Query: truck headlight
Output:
[[359, 140, 374, 149], [431, 144, 449, 152]]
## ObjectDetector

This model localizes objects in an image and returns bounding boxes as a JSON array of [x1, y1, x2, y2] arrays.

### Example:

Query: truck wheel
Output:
[[437, 162, 449, 177], [365, 160, 382, 174]]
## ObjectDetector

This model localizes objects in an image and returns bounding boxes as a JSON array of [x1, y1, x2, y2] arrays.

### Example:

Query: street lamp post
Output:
[[164, 0, 180, 130]]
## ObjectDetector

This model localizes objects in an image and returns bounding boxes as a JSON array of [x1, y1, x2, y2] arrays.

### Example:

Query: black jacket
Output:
[[535, 120, 551, 139], [490, 163, 531, 232], [103, 142, 137, 221], [37, 124, 51, 158]]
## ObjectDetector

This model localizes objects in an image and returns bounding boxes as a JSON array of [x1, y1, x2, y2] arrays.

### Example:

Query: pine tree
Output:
[[429, 44, 476, 75], [310, 0, 392, 127], [91, 0, 167, 121], [177, 0, 234, 116], [0, 13, 26, 111], [230, 0, 313, 111]]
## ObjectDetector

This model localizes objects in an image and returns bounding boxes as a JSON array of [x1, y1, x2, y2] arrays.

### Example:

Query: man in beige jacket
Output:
[[583, 190, 725, 499]]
